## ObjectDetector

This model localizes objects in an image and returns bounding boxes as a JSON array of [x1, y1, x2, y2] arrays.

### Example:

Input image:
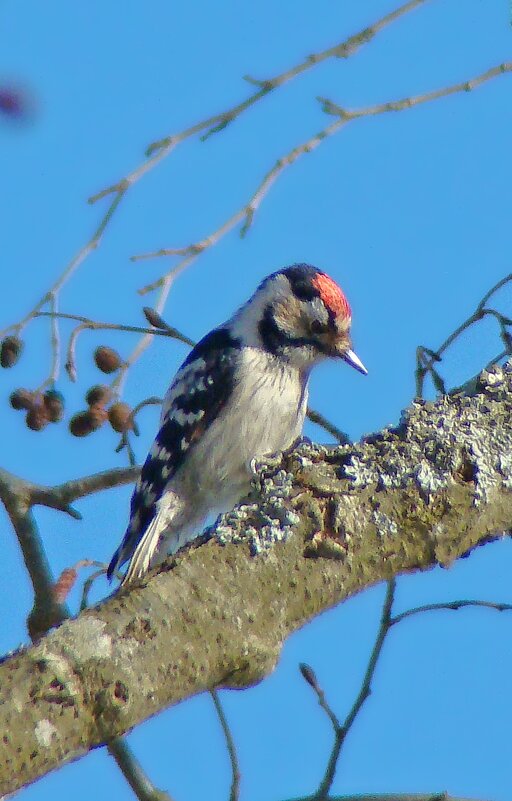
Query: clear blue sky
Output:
[[1, 1, 511, 799]]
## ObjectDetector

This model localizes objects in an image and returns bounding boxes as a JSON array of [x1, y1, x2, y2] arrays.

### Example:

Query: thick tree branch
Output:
[[1, 364, 512, 795]]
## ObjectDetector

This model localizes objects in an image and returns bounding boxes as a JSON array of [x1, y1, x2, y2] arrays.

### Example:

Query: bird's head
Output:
[[233, 263, 367, 375]]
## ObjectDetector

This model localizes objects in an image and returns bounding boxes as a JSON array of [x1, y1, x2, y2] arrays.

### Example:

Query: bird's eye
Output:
[[310, 319, 326, 335]]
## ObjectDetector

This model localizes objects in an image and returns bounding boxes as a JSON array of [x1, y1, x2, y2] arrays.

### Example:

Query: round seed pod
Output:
[[43, 389, 65, 423], [1, 336, 23, 368], [69, 411, 95, 438], [10, 388, 34, 411], [26, 405, 49, 432], [85, 384, 112, 407], [88, 403, 108, 430], [94, 346, 122, 374], [108, 402, 133, 433]]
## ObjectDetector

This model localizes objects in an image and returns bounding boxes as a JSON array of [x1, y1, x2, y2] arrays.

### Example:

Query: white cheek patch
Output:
[[310, 297, 330, 326]]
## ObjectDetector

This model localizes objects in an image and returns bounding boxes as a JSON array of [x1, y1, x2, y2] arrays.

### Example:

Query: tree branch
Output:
[[0, 465, 139, 637], [391, 598, 512, 625], [284, 793, 486, 801], [0, 464, 174, 799], [134, 62, 511, 295], [300, 582, 395, 800], [211, 690, 241, 801], [1, 364, 512, 795], [107, 738, 174, 801]]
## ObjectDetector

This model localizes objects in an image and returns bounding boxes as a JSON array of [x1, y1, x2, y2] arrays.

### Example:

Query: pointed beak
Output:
[[342, 348, 368, 375]]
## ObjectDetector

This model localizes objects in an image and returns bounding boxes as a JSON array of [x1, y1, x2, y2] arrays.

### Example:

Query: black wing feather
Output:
[[107, 327, 241, 578]]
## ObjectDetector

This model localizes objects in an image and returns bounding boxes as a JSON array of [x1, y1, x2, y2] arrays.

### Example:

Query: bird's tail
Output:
[[119, 512, 168, 586]]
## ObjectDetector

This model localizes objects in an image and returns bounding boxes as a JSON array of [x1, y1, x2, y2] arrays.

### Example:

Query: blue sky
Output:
[[1, 1, 511, 799]]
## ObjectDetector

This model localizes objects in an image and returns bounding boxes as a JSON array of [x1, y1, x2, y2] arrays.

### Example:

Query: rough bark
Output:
[[1, 364, 512, 795]]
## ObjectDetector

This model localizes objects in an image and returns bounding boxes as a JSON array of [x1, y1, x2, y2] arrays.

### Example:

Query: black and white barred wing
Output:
[[108, 329, 239, 582]]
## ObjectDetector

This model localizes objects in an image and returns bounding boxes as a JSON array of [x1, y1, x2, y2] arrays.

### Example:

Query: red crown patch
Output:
[[312, 273, 351, 318]]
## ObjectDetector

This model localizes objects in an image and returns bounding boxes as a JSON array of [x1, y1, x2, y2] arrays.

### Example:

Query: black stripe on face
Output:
[[258, 305, 284, 354], [258, 304, 333, 356]]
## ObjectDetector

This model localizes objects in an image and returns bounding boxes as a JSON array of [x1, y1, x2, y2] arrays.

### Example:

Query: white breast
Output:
[[175, 347, 308, 515]]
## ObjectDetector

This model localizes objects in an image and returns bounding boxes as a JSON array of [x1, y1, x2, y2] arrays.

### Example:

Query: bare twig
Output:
[[319, 63, 512, 120], [283, 793, 485, 801], [391, 598, 512, 625], [297, 580, 512, 801], [35, 310, 194, 346], [477, 273, 512, 311], [416, 271, 512, 397], [301, 581, 395, 801], [80, 567, 108, 611], [107, 730, 175, 801], [135, 62, 511, 297], [89, 0, 428, 204], [211, 690, 241, 801], [112, 275, 179, 396], [32, 310, 193, 384], [41, 293, 61, 392], [31, 465, 140, 511], [306, 408, 350, 444], [0, 192, 125, 342]]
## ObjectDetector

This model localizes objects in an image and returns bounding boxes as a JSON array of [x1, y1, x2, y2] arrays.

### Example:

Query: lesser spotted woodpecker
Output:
[[108, 264, 367, 584]]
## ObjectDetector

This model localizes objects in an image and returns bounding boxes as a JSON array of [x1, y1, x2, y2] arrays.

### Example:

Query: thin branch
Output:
[[297, 577, 512, 801], [211, 690, 241, 801], [477, 272, 512, 311], [449, 349, 508, 397], [30, 465, 140, 510], [0, 191, 125, 342], [62, 314, 193, 384], [41, 292, 61, 392], [391, 599, 512, 626], [135, 62, 511, 296], [80, 568, 108, 611], [36, 310, 194, 345], [107, 736, 174, 801], [112, 274, 178, 396], [284, 793, 485, 801], [301, 581, 396, 801], [89, 0, 427, 201], [319, 63, 512, 120], [416, 270, 512, 396], [306, 407, 350, 444]]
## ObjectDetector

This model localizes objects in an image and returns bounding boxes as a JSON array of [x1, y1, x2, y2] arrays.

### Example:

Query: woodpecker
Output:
[[109, 264, 366, 584]]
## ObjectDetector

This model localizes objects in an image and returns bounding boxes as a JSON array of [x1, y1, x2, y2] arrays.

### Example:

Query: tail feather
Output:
[[107, 546, 122, 581], [120, 513, 167, 586]]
